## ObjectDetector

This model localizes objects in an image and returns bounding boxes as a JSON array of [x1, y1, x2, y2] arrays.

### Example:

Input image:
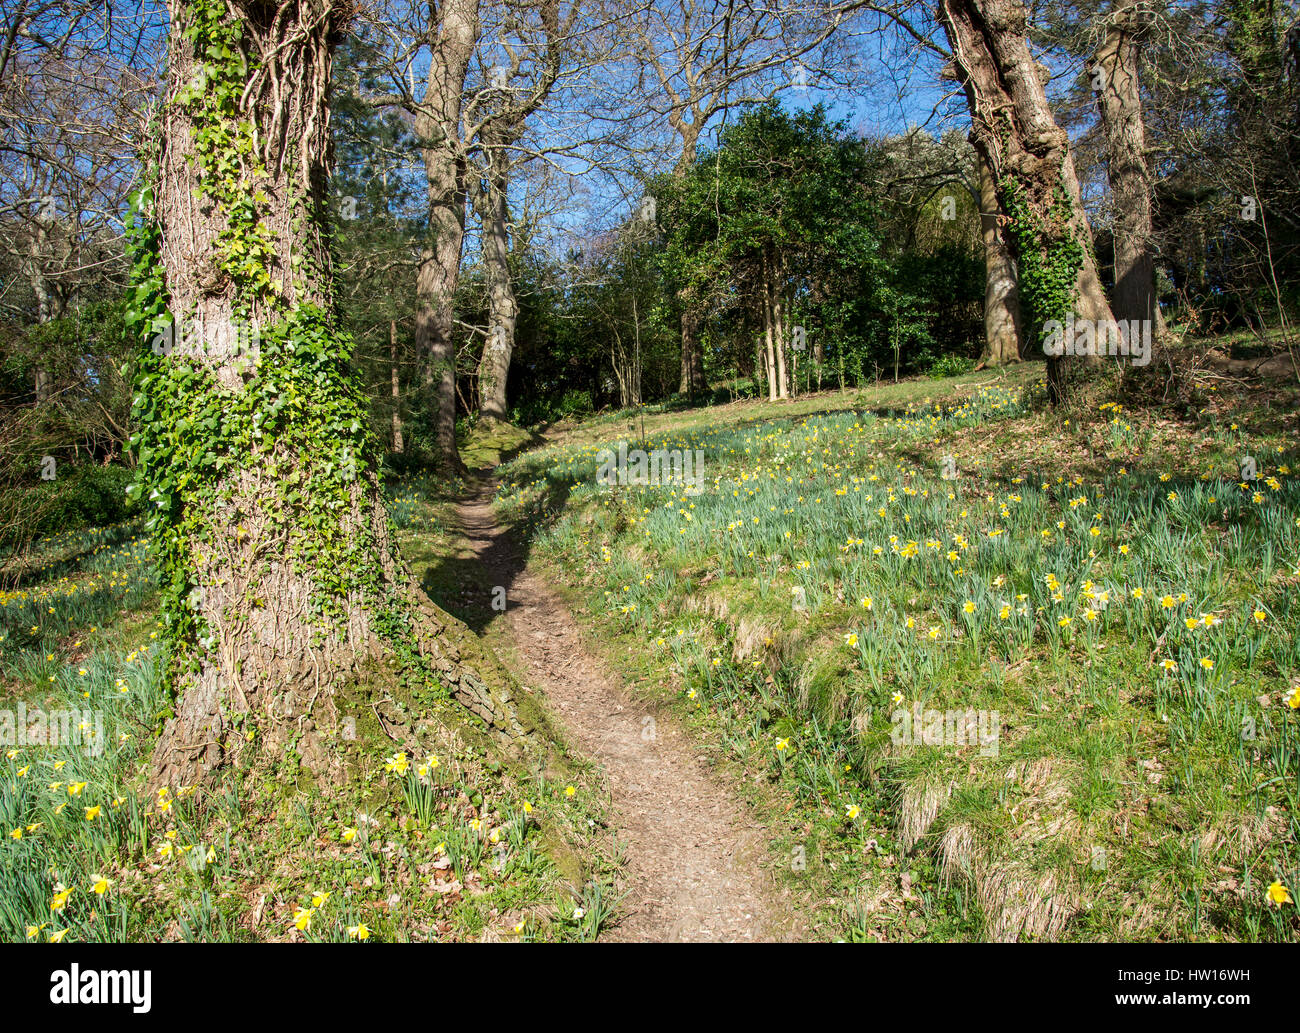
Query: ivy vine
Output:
[[124, 0, 435, 711], [1000, 176, 1085, 347]]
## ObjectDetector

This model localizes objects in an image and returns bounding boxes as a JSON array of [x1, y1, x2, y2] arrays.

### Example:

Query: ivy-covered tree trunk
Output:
[[1090, 1, 1159, 329], [133, 0, 521, 792], [939, 0, 1115, 403], [414, 0, 478, 475]]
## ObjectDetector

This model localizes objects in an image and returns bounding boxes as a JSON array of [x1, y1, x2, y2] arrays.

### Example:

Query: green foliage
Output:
[[927, 354, 977, 380], [4, 467, 138, 546], [1001, 177, 1085, 344]]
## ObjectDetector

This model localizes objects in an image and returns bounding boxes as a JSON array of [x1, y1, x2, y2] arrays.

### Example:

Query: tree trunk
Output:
[[762, 254, 778, 401], [674, 126, 706, 402], [475, 144, 516, 424], [414, 0, 478, 474], [390, 320, 404, 454], [978, 147, 1024, 363], [773, 285, 789, 399], [140, 0, 522, 792], [1090, 1, 1158, 328], [679, 309, 705, 398], [939, 0, 1115, 403]]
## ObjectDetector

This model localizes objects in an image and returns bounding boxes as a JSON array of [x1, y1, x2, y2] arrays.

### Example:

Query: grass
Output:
[[494, 362, 1300, 942], [5, 363, 1296, 943]]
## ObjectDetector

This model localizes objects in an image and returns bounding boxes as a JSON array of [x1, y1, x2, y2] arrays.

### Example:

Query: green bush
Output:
[[2, 464, 138, 547], [926, 354, 976, 380], [558, 389, 593, 417]]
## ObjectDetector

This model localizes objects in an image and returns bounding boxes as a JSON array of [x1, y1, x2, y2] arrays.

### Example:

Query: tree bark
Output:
[[679, 308, 705, 398], [978, 147, 1024, 363], [474, 144, 516, 424], [939, 0, 1115, 402], [414, 0, 478, 475], [762, 251, 778, 401], [773, 289, 789, 399], [1090, 1, 1158, 328], [674, 126, 706, 401], [390, 320, 404, 454], [144, 0, 522, 792]]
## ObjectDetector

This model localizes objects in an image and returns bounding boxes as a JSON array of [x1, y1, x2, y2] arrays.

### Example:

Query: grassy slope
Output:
[[495, 360, 1300, 942]]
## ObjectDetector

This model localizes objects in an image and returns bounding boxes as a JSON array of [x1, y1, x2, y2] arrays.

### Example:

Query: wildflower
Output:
[[90, 875, 111, 895], [843, 632, 858, 647], [1266, 881, 1293, 907], [84, 805, 101, 821], [845, 803, 860, 820], [294, 907, 315, 932], [347, 924, 370, 940], [1199, 657, 1214, 670], [50, 885, 72, 911], [564, 785, 576, 797], [775, 737, 790, 752]]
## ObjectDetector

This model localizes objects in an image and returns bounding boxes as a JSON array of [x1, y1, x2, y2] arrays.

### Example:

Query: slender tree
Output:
[[1088, 0, 1159, 328]]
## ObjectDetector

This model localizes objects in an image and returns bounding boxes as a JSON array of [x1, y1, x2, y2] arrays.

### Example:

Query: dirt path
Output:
[[457, 479, 799, 942]]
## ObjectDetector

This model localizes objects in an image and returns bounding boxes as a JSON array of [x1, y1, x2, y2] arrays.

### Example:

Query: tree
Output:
[[978, 147, 1025, 363], [938, 0, 1115, 403], [412, 0, 480, 475], [629, 0, 867, 399], [657, 103, 885, 399], [1087, 1, 1159, 327], [467, 0, 568, 424], [134, 0, 525, 791]]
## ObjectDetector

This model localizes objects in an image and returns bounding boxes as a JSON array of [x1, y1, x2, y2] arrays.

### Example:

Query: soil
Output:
[[457, 478, 802, 942]]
